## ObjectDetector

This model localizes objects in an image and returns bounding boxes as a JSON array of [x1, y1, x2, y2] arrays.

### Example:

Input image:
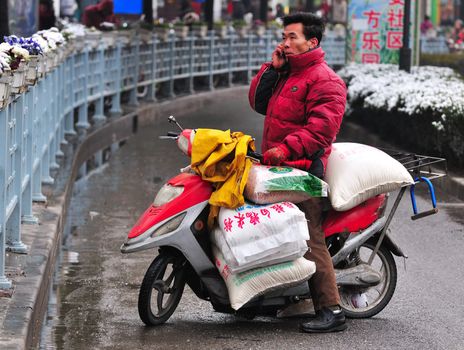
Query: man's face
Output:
[[281, 23, 318, 55]]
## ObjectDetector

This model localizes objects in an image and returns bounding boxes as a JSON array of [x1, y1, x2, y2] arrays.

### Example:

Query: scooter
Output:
[[120, 116, 446, 326]]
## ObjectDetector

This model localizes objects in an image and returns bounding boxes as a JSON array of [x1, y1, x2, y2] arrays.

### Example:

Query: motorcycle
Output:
[[120, 116, 446, 326]]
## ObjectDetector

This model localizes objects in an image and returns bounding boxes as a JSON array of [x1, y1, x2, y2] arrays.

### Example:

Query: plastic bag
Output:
[[212, 245, 316, 310], [216, 202, 309, 267], [244, 164, 329, 204], [211, 225, 308, 273]]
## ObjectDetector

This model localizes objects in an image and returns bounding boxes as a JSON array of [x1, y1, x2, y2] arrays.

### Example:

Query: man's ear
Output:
[[308, 37, 319, 49]]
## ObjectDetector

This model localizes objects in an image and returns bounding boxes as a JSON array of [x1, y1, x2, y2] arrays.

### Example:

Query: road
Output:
[[39, 90, 464, 349]]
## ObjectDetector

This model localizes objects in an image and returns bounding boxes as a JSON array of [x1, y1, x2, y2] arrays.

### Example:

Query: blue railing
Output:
[[0, 30, 346, 289]]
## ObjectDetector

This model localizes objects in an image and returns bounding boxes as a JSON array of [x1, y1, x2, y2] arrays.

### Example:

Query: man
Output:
[[82, 0, 118, 30], [248, 12, 347, 333]]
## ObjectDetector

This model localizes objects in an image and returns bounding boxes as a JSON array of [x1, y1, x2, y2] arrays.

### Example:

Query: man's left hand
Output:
[[263, 145, 290, 166]]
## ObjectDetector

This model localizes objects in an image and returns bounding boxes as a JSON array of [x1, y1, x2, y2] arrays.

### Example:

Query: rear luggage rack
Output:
[[380, 149, 447, 182]]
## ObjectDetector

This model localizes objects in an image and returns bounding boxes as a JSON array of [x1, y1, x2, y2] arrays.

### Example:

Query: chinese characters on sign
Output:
[[347, 0, 416, 64]]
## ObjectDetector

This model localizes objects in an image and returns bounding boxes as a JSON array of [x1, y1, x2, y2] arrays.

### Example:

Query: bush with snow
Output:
[[338, 64, 464, 167]]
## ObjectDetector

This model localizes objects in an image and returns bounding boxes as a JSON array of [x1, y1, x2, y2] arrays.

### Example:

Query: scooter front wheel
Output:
[[138, 251, 186, 326]]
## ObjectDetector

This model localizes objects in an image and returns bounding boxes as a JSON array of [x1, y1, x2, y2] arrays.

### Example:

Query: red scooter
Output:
[[121, 116, 446, 326]]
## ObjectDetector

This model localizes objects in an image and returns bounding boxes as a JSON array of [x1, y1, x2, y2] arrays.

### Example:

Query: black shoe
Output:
[[299, 307, 347, 333]]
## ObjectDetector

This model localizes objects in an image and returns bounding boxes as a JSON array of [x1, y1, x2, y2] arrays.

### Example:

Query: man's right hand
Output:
[[271, 44, 286, 69]]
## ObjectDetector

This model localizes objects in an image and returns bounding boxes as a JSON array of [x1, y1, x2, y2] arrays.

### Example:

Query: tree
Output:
[[0, 0, 10, 38]]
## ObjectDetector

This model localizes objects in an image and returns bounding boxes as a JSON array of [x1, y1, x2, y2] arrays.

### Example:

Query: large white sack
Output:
[[211, 226, 308, 273], [212, 245, 316, 310], [245, 164, 329, 205], [325, 143, 414, 211], [218, 202, 309, 266]]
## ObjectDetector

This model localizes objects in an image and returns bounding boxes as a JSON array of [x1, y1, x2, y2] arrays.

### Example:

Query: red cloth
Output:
[[249, 47, 346, 174]]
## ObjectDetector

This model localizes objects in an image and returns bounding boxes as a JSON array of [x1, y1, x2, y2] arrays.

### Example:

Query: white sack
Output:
[[213, 245, 316, 310], [218, 202, 309, 266], [325, 143, 414, 211], [211, 226, 308, 273], [244, 164, 329, 205]]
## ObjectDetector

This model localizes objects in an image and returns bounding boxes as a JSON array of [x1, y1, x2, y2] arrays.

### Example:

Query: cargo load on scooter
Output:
[[244, 164, 329, 205], [210, 201, 309, 273], [325, 143, 415, 211], [212, 245, 316, 310]]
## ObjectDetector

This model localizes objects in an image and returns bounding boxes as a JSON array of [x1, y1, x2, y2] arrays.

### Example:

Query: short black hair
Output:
[[282, 12, 325, 44]]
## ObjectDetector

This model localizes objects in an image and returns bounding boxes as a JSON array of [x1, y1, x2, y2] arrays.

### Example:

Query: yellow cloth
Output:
[[191, 128, 255, 227]]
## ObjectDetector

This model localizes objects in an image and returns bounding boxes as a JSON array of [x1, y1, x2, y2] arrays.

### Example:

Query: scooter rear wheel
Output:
[[338, 242, 397, 319], [138, 252, 186, 326]]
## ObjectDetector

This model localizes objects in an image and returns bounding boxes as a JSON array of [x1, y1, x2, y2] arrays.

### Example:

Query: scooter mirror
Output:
[[168, 115, 184, 131]]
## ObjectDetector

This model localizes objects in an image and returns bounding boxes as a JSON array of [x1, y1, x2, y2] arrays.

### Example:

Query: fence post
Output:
[[6, 95, 27, 254], [227, 33, 233, 87], [0, 104, 12, 289], [168, 33, 176, 98], [145, 37, 157, 102], [207, 31, 215, 90], [57, 56, 67, 156], [76, 48, 90, 134], [247, 35, 252, 83], [110, 42, 122, 116], [188, 36, 195, 94], [93, 43, 106, 124], [21, 88, 38, 225], [32, 78, 46, 202], [65, 54, 76, 137], [129, 38, 140, 106], [41, 72, 55, 185], [49, 68, 60, 172]]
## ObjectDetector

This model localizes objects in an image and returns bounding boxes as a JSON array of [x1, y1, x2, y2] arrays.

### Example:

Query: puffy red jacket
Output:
[[249, 47, 346, 175]]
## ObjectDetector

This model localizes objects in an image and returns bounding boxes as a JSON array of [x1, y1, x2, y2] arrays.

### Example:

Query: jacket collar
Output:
[[287, 47, 325, 73]]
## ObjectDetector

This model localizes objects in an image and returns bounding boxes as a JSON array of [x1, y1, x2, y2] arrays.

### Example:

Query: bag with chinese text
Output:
[[211, 226, 308, 273], [212, 245, 316, 310], [215, 202, 309, 270]]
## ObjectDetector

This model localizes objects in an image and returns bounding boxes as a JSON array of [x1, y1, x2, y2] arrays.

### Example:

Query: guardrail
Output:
[[420, 36, 450, 54], [0, 30, 345, 289]]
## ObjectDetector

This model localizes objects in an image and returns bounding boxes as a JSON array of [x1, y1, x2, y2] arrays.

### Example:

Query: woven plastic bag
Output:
[[212, 245, 316, 310], [325, 143, 414, 211], [211, 225, 308, 273], [244, 164, 329, 205], [217, 202, 310, 267]]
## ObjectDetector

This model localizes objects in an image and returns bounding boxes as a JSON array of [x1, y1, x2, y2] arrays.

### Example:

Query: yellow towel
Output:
[[191, 128, 255, 227]]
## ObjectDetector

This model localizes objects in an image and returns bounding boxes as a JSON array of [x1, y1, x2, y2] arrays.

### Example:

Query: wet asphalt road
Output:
[[39, 90, 464, 349]]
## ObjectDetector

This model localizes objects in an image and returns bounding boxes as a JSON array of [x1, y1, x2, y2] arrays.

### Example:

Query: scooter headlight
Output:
[[151, 213, 186, 238], [153, 184, 184, 206]]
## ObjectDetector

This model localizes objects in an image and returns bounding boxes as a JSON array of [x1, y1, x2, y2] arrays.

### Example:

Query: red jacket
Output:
[[249, 47, 346, 175]]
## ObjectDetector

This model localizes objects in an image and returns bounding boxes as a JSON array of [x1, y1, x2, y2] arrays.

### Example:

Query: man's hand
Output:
[[271, 44, 286, 69], [263, 145, 290, 166]]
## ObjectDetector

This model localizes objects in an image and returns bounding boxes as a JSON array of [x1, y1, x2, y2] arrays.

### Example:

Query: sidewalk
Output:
[[1, 87, 464, 349]]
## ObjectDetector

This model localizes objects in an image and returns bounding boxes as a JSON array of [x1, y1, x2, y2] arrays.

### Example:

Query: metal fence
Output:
[[0, 30, 345, 289], [420, 36, 450, 54]]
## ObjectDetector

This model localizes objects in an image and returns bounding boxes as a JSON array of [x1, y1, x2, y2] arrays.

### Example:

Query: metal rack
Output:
[[366, 150, 447, 264], [381, 149, 447, 182]]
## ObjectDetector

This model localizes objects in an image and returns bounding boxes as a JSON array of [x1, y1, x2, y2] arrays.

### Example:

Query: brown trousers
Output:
[[298, 198, 340, 310]]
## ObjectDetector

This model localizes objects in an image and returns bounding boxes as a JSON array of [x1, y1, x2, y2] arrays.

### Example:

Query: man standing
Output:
[[248, 12, 347, 333]]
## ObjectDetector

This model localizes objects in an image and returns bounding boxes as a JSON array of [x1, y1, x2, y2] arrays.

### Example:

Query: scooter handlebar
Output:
[[247, 149, 263, 162]]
